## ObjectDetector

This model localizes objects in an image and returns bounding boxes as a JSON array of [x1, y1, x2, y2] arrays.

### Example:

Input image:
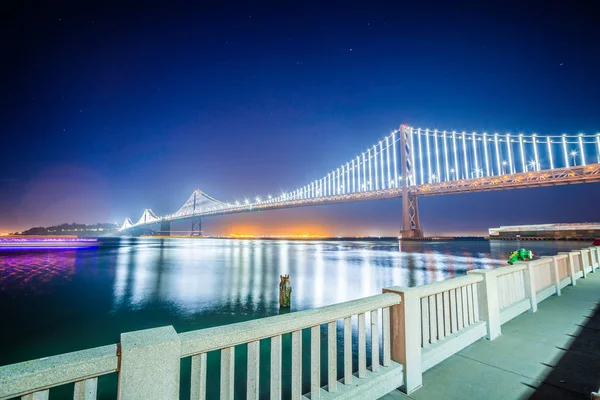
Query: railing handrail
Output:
[[179, 292, 400, 357], [0, 344, 118, 400], [541, 254, 568, 261], [527, 258, 553, 268], [486, 262, 528, 277], [386, 273, 483, 299]]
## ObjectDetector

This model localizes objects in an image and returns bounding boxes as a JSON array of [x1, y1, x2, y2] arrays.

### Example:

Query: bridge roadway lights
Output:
[[160, 221, 171, 236]]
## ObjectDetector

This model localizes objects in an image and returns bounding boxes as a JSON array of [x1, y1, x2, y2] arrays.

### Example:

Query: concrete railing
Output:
[[1, 246, 599, 399], [384, 274, 487, 393], [0, 345, 118, 400], [1, 294, 403, 400], [179, 293, 403, 400]]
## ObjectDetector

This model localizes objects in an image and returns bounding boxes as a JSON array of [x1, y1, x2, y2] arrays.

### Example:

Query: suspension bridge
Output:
[[119, 124, 600, 237]]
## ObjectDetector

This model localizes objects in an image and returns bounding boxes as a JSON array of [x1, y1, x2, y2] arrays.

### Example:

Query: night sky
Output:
[[1, 1, 599, 236]]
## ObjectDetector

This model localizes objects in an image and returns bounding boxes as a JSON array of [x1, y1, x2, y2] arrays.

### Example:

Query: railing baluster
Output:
[[421, 297, 430, 346], [221, 347, 234, 400], [435, 293, 444, 339], [467, 284, 475, 324], [524, 263, 538, 312], [514, 272, 522, 302], [456, 287, 464, 330], [461, 286, 469, 327], [73, 377, 98, 400], [500, 275, 507, 308], [327, 322, 337, 392], [382, 307, 391, 367], [428, 296, 437, 343], [501, 275, 507, 307], [358, 313, 367, 377], [516, 271, 525, 303], [310, 326, 321, 399], [513, 272, 519, 304], [449, 288, 458, 333], [510, 273, 525, 305], [22, 391, 49, 400], [190, 353, 207, 400], [247, 341, 260, 400], [497, 276, 503, 308], [291, 331, 302, 399], [270, 336, 282, 400], [344, 317, 353, 384], [443, 291, 451, 335], [370, 310, 380, 372], [472, 284, 480, 322]]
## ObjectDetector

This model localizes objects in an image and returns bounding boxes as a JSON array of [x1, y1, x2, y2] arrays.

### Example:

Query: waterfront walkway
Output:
[[382, 270, 600, 400]]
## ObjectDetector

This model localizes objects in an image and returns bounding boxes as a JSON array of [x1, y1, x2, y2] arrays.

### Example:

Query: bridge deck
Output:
[[381, 271, 600, 400]]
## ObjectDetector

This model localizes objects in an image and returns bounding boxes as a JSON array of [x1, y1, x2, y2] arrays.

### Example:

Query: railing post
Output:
[[580, 249, 591, 276], [542, 256, 561, 296], [383, 287, 422, 394], [588, 247, 598, 271], [559, 252, 577, 286], [596, 246, 600, 270], [467, 269, 501, 340], [521, 261, 538, 312], [117, 326, 181, 399], [574, 251, 587, 279]]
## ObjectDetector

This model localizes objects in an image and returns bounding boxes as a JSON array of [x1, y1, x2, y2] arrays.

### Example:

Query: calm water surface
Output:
[[0, 238, 588, 398]]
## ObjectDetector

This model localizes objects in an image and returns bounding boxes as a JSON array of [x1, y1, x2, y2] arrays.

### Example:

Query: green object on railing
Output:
[[508, 248, 534, 265]]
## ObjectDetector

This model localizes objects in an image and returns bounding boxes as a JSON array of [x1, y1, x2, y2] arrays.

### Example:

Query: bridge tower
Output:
[[190, 190, 202, 236], [399, 124, 423, 238]]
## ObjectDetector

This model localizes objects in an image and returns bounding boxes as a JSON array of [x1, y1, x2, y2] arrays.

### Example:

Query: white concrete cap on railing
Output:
[[117, 326, 181, 400]]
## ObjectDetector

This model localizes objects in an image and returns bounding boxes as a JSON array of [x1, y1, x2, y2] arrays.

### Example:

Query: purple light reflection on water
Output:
[[0, 238, 97, 242], [0, 251, 78, 294], [0, 246, 98, 250]]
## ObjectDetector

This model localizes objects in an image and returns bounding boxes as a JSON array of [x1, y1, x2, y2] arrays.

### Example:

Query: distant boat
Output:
[[0, 236, 98, 248]]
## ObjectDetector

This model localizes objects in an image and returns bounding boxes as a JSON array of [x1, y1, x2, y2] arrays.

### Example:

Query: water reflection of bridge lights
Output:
[[107, 240, 508, 317]]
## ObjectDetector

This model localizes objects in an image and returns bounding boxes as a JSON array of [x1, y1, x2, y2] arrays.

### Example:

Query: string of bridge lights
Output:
[[122, 127, 600, 228], [225, 128, 600, 208]]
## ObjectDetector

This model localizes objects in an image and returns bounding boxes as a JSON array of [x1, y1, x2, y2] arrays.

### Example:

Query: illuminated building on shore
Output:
[[489, 223, 600, 239]]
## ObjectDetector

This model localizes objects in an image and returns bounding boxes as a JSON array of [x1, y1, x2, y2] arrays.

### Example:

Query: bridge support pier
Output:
[[191, 217, 202, 237], [160, 221, 171, 236], [400, 194, 423, 239]]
